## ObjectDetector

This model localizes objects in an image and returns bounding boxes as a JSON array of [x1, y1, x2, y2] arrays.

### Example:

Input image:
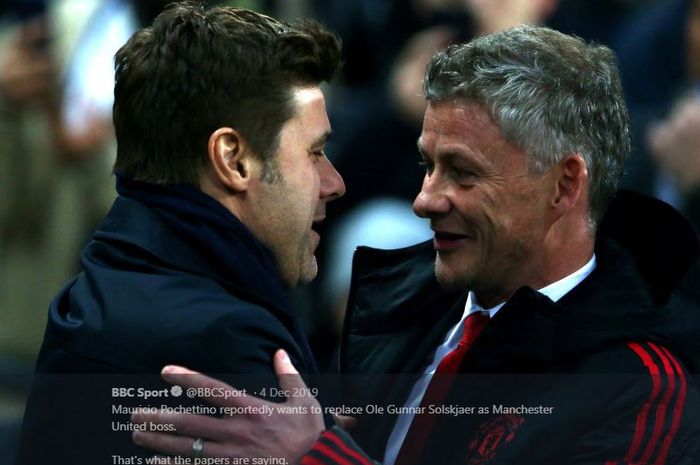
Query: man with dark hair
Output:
[[15, 2, 344, 463], [133, 25, 700, 464]]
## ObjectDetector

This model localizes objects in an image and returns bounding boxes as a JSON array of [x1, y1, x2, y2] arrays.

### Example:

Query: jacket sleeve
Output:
[[301, 426, 382, 465]]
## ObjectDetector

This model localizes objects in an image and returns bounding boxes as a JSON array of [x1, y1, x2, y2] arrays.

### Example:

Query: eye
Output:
[[450, 167, 476, 183], [310, 149, 326, 161], [418, 157, 434, 175], [452, 167, 472, 177]]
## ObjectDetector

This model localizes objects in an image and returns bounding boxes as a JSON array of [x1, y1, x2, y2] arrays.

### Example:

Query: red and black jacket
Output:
[[303, 191, 700, 465]]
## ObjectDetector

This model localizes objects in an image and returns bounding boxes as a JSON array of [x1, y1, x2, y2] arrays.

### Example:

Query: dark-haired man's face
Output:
[[244, 87, 346, 287]]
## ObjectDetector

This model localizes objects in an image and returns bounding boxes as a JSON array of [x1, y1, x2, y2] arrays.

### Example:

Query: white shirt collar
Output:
[[464, 254, 597, 319]]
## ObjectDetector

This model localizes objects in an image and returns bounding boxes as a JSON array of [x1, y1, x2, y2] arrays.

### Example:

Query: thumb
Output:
[[333, 414, 357, 431], [274, 349, 308, 395], [273, 349, 299, 375]]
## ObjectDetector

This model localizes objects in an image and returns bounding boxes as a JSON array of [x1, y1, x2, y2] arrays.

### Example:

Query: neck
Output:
[[475, 217, 595, 308]]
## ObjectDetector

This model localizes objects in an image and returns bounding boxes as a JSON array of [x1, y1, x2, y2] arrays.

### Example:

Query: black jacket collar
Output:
[[95, 195, 293, 320], [342, 190, 700, 373]]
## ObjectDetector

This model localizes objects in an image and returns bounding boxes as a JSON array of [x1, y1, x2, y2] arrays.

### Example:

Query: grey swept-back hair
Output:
[[424, 25, 630, 225]]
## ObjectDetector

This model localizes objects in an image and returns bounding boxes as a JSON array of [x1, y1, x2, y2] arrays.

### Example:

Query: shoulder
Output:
[[565, 341, 700, 464], [571, 341, 693, 378], [44, 274, 301, 375]]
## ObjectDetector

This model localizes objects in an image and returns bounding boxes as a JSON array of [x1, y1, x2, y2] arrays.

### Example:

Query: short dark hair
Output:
[[424, 25, 630, 226], [113, 2, 341, 185]]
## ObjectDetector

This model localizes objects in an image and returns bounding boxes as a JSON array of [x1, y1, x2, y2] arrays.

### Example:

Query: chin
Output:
[[434, 261, 471, 291], [298, 256, 318, 285]]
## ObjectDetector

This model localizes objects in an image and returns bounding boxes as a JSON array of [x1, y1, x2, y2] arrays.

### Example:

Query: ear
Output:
[[552, 153, 588, 215], [207, 127, 255, 192]]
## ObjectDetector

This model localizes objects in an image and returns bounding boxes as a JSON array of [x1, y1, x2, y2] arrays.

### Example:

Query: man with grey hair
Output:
[[132, 25, 700, 465]]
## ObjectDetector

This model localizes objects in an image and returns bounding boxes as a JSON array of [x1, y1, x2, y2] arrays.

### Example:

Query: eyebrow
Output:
[[416, 139, 426, 156], [418, 138, 475, 163], [312, 130, 332, 148]]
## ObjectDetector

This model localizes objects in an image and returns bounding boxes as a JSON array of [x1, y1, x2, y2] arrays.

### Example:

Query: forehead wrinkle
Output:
[[431, 101, 494, 135], [423, 103, 499, 165], [433, 139, 488, 168]]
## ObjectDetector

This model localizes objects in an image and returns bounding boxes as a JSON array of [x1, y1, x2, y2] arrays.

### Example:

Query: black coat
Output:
[[302, 191, 700, 465], [16, 195, 318, 464]]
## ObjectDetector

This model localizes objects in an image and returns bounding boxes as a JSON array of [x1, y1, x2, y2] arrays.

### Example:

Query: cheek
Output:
[[305, 170, 322, 208], [480, 188, 540, 239], [287, 181, 318, 226], [460, 189, 502, 233], [505, 192, 550, 241], [453, 188, 489, 219]]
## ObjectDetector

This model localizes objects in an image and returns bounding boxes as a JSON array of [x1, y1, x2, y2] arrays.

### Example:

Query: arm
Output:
[[0, 16, 56, 108], [463, 0, 557, 36], [648, 95, 700, 193], [132, 350, 376, 464]]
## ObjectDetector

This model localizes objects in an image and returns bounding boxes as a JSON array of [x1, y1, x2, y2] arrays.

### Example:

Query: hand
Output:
[[0, 16, 57, 107], [648, 96, 700, 192], [0, 16, 110, 162], [131, 350, 325, 463], [390, 26, 455, 124], [464, 0, 557, 35]]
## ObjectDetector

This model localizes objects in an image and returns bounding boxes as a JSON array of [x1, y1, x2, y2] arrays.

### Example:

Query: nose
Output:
[[413, 174, 450, 218], [319, 156, 346, 201]]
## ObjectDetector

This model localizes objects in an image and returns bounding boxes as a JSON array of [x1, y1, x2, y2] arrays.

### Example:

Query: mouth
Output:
[[311, 217, 325, 241], [312, 217, 325, 230], [433, 230, 469, 251]]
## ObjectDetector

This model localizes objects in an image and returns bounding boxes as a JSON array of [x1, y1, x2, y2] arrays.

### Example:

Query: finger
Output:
[[333, 414, 357, 431], [161, 366, 258, 408], [273, 350, 299, 375], [274, 350, 308, 394], [21, 15, 51, 46], [10, 57, 55, 79], [423, 27, 455, 50], [2, 79, 53, 104], [647, 124, 667, 158], [132, 431, 231, 458], [131, 412, 230, 443]]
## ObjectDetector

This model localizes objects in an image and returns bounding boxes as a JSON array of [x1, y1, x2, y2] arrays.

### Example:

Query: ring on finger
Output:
[[191, 437, 204, 457]]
